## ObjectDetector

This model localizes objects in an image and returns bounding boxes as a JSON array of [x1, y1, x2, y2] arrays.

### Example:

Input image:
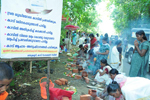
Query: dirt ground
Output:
[[8, 46, 95, 100]]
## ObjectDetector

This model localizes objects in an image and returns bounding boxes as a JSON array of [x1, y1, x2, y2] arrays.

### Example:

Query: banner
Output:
[[0, 0, 63, 58]]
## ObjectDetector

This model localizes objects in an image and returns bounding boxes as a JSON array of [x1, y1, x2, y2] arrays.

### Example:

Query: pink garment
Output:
[[114, 74, 127, 100]]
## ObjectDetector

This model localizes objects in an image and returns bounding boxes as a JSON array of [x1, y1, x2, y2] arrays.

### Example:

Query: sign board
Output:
[[0, 0, 63, 58]]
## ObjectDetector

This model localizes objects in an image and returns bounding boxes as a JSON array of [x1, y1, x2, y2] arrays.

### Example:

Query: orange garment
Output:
[[0, 91, 8, 100]]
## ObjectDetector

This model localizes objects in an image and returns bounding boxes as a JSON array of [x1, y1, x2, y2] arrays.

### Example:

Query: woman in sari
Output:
[[94, 59, 112, 85], [129, 30, 150, 77], [89, 34, 97, 50], [110, 40, 123, 72], [72, 31, 77, 45], [108, 69, 150, 100], [94, 37, 110, 75]]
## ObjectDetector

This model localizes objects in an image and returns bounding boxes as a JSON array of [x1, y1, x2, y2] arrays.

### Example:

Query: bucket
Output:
[[39, 77, 54, 99]]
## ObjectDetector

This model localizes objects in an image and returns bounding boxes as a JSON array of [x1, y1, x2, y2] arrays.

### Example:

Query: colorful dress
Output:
[[94, 65, 112, 85], [114, 74, 150, 100], [90, 37, 97, 49], [72, 33, 77, 45], [129, 41, 150, 77], [95, 43, 110, 72]]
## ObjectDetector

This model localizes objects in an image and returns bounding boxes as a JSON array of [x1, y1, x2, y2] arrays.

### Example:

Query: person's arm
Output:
[[134, 41, 148, 57], [135, 46, 147, 57], [99, 70, 106, 76], [97, 50, 109, 55]]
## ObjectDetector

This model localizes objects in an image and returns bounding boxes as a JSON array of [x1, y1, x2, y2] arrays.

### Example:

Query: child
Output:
[[0, 62, 14, 100]]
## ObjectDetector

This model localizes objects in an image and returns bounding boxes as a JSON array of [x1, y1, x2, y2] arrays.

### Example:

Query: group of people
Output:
[[61, 30, 150, 100]]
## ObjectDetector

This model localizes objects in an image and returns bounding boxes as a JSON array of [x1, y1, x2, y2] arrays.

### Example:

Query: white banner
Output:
[[0, 0, 63, 58]]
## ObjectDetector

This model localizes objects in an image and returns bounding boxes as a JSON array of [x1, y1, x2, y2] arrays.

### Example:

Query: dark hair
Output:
[[105, 33, 108, 38], [102, 37, 108, 41], [109, 69, 119, 75], [0, 62, 14, 80], [136, 30, 147, 40], [79, 44, 83, 48], [62, 39, 65, 41], [107, 81, 120, 94], [89, 33, 94, 38], [101, 59, 109, 66], [85, 39, 87, 42], [115, 40, 122, 45], [96, 33, 99, 37]]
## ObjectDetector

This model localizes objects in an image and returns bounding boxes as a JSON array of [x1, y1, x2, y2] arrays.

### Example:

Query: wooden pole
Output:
[[9, 61, 13, 67], [46, 60, 50, 100], [30, 61, 32, 73]]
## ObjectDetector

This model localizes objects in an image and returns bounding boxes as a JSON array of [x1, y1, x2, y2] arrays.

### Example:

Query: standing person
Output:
[[89, 34, 97, 50], [110, 40, 123, 72], [104, 33, 109, 43], [129, 30, 150, 77], [108, 69, 150, 100], [72, 31, 77, 45], [64, 35, 72, 52], [95, 37, 110, 74]]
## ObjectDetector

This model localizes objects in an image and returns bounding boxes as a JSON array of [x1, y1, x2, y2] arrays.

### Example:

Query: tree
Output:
[[108, 0, 150, 36]]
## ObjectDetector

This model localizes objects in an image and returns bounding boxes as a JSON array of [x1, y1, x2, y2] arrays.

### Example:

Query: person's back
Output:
[[0, 62, 14, 100]]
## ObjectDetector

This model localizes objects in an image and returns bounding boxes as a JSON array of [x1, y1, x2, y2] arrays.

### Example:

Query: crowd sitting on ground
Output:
[[59, 30, 150, 100]]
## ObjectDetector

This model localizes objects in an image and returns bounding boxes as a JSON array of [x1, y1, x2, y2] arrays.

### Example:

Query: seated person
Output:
[[77, 44, 85, 57], [0, 62, 14, 100], [83, 39, 88, 44], [94, 59, 112, 85], [107, 69, 150, 100]]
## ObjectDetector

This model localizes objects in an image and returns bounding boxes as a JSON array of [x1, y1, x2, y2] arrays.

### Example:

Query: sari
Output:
[[114, 74, 150, 100], [90, 37, 97, 49], [95, 43, 110, 71], [110, 46, 123, 73], [129, 41, 150, 77], [94, 65, 112, 85], [72, 33, 77, 45]]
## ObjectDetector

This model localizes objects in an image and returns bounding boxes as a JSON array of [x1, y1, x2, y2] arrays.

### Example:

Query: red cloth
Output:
[[90, 37, 97, 49], [49, 88, 74, 100], [100, 66, 108, 74], [60, 45, 64, 50]]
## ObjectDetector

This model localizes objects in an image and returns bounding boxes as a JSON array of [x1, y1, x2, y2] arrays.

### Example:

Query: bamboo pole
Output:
[[46, 60, 50, 100], [30, 61, 32, 73]]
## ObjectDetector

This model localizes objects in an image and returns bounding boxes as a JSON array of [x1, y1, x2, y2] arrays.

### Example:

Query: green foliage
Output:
[[61, 0, 101, 39], [107, 0, 150, 36]]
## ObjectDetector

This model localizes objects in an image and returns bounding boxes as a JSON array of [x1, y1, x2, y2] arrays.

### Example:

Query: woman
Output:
[[89, 33, 97, 50], [108, 69, 150, 100], [110, 40, 123, 72], [72, 31, 77, 45], [129, 30, 150, 77], [94, 59, 112, 85], [64, 35, 72, 52], [95, 37, 110, 71]]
